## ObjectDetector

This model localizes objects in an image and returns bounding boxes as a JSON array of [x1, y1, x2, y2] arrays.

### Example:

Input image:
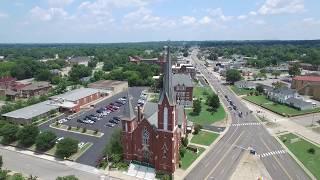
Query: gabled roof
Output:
[[143, 102, 158, 127], [172, 74, 193, 87], [159, 46, 175, 105], [271, 87, 296, 95], [286, 97, 313, 107]]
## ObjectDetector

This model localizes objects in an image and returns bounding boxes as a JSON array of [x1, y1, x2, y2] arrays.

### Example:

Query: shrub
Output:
[[181, 137, 188, 147], [0, 124, 19, 144], [55, 138, 78, 159], [82, 127, 87, 133], [0, 156, 2, 169], [76, 126, 80, 130], [193, 124, 202, 135], [35, 131, 57, 151], [56, 175, 79, 180], [179, 147, 186, 159], [307, 148, 315, 154], [94, 129, 99, 134], [67, 126, 72, 130], [17, 125, 40, 147]]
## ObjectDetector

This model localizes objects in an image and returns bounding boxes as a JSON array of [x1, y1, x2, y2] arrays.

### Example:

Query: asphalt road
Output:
[[0, 147, 105, 180], [185, 49, 310, 180], [39, 87, 146, 166]]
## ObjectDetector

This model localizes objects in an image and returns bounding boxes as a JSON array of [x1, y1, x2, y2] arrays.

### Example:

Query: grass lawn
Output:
[[279, 133, 320, 179], [243, 95, 320, 117], [230, 85, 255, 96], [180, 146, 205, 170], [191, 130, 219, 146], [186, 86, 226, 125]]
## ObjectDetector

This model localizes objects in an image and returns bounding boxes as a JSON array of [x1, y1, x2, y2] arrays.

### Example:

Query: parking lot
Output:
[[39, 87, 147, 166]]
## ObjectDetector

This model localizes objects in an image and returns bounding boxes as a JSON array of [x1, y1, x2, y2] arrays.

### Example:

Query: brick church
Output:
[[121, 46, 187, 174]]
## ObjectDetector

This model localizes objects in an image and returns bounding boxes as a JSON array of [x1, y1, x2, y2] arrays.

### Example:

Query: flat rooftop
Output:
[[51, 88, 100, 102], [2, 100, 58, 120], [88, 80, 128, 89]]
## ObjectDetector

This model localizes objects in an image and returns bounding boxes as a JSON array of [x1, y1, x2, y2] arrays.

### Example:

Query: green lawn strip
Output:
[[69, 142, 93, 161], [180, 146, 205, 170], [50, 123, 103, 137], [186, 103, 226, 125], [243, 95, 320, 117], [191, 130, 219, 146], [230, 85, 255, 96], [279, 133, 320, 179], [186, 85, 226, 125]]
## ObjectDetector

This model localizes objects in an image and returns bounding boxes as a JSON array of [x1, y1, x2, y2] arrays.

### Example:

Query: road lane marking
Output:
[[231, 123, 261, 126], [260, 138, 293, 180], [257, 149, 287, 158], [205, 132, 245, 180]]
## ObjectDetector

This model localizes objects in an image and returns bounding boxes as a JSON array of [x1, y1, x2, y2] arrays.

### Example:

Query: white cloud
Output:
[[303, 18, 320, 25], [30, 6, 68, 21], [48, 0, 74, 7], [253, 19, 266, 25], [181, 16, 197, 25], [249, 11, 257, 16], [0, 12, 8, 18], [199, 16, 211, 24], [206, 8, 233, 21], [123, 7, 175, 29], [258, 0, 305, 15], [237, 15, 247, 20]]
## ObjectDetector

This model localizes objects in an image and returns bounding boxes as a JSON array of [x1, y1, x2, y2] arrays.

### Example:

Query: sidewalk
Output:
[[243, 99, 320, 145]]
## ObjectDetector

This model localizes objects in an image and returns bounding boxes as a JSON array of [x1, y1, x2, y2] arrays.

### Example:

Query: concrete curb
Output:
[[49, 124, 104, 138], [274, 134, 317, 180]]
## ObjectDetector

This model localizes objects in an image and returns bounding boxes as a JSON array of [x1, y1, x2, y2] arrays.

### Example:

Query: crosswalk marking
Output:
[[231, 122, 261, 126], [258, 150, 286, 158]]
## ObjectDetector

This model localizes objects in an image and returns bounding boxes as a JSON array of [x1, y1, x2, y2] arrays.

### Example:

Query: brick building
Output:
[[172, 63, 196, 79], [19, 81, 52, 98], [121, 46, 186, 174], [291, 75, 320, 100], [172, 74, 194, 107]]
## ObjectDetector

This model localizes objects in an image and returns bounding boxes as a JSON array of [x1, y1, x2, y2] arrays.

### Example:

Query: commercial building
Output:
[[291, 76, 320, 100], [172, 63, 196, 79], [172, 74, 194, 106], [49, 88, 102, 113], [88, 80, 128, 95], [2, 100, 59, 124], [121, 46, 187, 174]]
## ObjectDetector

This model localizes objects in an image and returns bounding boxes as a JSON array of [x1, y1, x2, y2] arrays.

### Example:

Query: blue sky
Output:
[[0, 0, 319, 43]]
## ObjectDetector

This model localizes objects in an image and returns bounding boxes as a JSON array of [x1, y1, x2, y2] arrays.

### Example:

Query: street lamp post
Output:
[[312, 104, 316, 126]]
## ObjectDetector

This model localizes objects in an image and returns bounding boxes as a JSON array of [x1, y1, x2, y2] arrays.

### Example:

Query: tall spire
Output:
[[123, 91, 136, 120], [159, 45, 175, 105]]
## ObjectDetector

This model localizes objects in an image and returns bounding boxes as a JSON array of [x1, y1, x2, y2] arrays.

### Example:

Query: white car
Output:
[[78, 142, 85, 149], [56, 137, 64, 143]]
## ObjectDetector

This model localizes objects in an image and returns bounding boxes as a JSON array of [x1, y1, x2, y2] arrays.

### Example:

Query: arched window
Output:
[[142, 128, 149, 145], [163, 107, 168, 130]]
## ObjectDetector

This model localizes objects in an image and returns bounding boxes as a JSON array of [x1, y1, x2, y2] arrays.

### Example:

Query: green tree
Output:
[[192, 99, 202, 115], [206, 94, 220, 112], [56, 175, 79, 180], [69, 64, 92, 82], [271, 70, 281, 79], [92, 70, 105, 81], [256, 85, 264, 94], [0, 155, 2, 169], [0, 170, 9, 180], [11, 173, 25, 180], [104, 129, 123, 162], [55, 138, 78, 159], [17, 125, 39, 147], [0, 124, 19, 144], [35, 69, 52, 81], [288, 64, 301, 77], [226, 69, 241, 84], [35, 131, 57, 151]]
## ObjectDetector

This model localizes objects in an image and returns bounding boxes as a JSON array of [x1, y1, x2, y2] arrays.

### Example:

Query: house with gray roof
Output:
[[267, 87, 298, 104], [285, 97, 314, 110], [234, 80, 256, 89]]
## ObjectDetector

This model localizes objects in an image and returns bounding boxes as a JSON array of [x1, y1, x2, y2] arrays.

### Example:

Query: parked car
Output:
[[55, 137, 64, 144], [105, 123, 115, 128], [113, 117, 121, 121], [109, 119, 118, 124]]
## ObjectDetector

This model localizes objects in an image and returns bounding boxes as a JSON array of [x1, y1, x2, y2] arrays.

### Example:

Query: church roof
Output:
[[122, 92, 136, 121], [159, 46, 175, 105], [143, 102, 158, 127]]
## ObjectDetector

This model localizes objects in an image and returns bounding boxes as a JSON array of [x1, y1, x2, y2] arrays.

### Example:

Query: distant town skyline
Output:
[[0, 0, 319, 43]]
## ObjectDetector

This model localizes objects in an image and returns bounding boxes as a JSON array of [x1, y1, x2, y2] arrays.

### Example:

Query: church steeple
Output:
[[123, 91, 136, 120], [159, 46, 175, 105]]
